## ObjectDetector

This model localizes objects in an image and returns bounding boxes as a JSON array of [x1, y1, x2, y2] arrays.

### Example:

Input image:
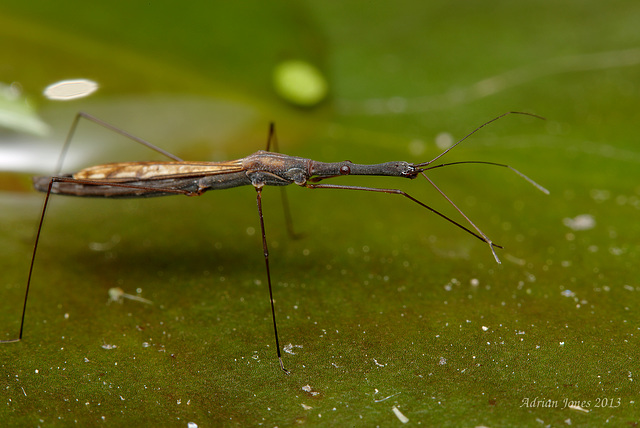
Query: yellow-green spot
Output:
[[273, 60, 328, 106]]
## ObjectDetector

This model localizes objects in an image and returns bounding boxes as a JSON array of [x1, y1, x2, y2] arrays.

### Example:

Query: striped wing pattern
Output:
[[73, 160, 245, 182]]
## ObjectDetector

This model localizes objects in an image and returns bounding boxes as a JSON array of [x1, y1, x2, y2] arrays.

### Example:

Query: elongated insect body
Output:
[[5, 112, 548, 374], [33, 168, 253, 197], [33, 152, 422, 197]]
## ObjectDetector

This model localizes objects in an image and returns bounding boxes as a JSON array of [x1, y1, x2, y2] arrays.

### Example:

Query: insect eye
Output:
[[339, 164, 350, 175]]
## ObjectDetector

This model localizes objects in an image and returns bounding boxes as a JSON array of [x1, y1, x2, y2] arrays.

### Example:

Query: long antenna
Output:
[[424, 161, 550, 195], [414, 111, 545, 168]]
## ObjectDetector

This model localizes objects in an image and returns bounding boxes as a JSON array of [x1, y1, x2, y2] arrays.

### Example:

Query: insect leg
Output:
[[264, 122, 301, 239], [304, 182, 503, 263], [419, 173, 501, 262], [0, 182, 55, 343], [255, 185, 289, 374], [55, 112, 183, 174], [1, 177, 198, 343]]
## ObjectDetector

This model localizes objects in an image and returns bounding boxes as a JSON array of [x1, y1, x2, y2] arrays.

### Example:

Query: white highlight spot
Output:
[[563, 214, 595, 231], [435, 132, 454, 150], [43, 79, 98, 100], [89, 235, 121, 252], [408, 139, 426, 157]]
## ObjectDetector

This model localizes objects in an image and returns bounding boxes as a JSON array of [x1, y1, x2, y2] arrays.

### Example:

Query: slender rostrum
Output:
[[4, 111, 549, 374]]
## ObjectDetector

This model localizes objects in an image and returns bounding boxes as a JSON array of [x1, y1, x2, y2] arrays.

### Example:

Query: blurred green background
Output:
[[1, 1, 639, 426]]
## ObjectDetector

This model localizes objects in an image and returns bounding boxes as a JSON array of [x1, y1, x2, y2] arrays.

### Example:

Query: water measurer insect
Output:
[[2, 111, 548, 374]]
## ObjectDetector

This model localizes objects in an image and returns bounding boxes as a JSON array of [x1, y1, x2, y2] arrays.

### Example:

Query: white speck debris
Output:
[[302, 385, 319, 396], [108, 287, 153, 305], [439, 357, 447, 365], [101, 343, 118, 350], [187, 422, 198, 428], [373, 358, 386, 367], [43, 79, 99, 100], [283, 343, 303, 355], [301, 403, 313, 410], [374, 392, 401, 403], [568, 405, 589, 413], [563, 214, 595, 231], [391, 406, 409, 424], [482, 326, 489, 331]]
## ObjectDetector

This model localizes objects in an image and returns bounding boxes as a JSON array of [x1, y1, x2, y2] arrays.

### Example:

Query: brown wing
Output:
[[73, 160, 245, 181]]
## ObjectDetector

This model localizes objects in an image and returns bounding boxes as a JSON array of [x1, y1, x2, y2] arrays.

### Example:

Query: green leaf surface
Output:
[[1, 1, 639, 426]]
